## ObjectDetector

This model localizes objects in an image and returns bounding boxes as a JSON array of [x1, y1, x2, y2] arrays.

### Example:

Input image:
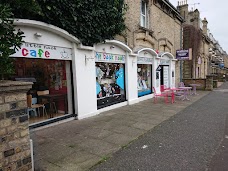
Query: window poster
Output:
[[137, 64, 152, 97], [96, 62, 126, 109], [163, 66, 169, 88]]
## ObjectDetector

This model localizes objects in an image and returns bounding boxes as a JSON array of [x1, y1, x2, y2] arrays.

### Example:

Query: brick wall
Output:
[[0, 81, 32, 171], [182, 78, 206, 90]]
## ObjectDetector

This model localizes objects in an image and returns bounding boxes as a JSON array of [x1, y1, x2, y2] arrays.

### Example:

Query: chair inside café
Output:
[[36, 90, 57, 113]]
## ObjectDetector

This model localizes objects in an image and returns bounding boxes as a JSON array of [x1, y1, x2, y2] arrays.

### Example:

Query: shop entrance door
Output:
[[160, 65, 169, 88]]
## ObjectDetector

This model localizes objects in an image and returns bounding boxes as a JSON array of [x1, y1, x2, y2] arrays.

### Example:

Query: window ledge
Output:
[[138, 25, 154, 34]]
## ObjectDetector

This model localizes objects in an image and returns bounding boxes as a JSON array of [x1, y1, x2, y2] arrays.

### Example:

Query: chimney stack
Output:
[[202, 17, 208, 35]]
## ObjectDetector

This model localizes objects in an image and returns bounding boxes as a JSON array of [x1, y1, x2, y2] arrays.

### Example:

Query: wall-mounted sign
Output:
[[156, 65, 161, 71], [10, 42, 72, 60], [95, 52, 125, 63], [160, 60, 170, 65], [137, 57, 153, 64], [176, 48, 192, 60]]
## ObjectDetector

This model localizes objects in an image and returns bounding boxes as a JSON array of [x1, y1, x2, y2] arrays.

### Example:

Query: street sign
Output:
[[176, 48, 192, 60]]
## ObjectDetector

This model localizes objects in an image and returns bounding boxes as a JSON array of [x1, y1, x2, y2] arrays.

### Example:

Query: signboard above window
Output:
[[137, 57, 153, 64], [10, 42, 72, 60], [176, 48, 192, 60], [95, 52, 125, 63]]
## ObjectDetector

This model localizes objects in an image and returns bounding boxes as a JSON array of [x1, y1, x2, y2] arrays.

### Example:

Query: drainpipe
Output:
[[180, 25, 183, 82]]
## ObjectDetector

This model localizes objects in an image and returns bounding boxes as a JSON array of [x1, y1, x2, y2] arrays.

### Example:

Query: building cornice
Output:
[[154, 0, 184, 22]]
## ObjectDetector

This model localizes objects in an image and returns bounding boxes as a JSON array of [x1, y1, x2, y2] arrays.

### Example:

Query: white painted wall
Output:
[[155, 59, 161, 93], [126, 53, 138, 104], [72, 45, 98, 119], [172, 60, 176, 88], [15, 26, 72, 48]]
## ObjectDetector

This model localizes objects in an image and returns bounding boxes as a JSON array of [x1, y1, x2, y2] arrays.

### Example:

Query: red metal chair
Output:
[[160, 85, 170, 93], [153, 87, 169, 104], [160, 85, 165, 92]]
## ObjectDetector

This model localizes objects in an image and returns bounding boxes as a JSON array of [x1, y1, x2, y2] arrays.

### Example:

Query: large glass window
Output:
[[137, 64, 152, 97], [13, 58, 71, 124], [96, 62, 126, 109]]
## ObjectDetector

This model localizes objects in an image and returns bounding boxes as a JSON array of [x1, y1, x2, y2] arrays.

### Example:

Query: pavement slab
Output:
[[31, 89, 211, 171], [90, 84, 228, 171]]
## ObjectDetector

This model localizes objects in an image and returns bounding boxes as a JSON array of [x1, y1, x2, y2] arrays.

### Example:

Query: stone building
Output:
[[115, 0, 184, 86], [177, 0, 227, 79]]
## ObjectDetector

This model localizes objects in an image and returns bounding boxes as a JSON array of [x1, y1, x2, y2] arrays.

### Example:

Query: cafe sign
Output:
[[95, 52, 125, 63], [10, 42, 72, 60], [137, 57, 153, 64]]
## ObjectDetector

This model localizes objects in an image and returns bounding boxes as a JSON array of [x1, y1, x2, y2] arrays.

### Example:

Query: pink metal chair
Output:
[[160, 85, 165, 92], [160, 85, 170, 93], [176, 82, 187, 98], [178, 82, 185, 87], [153, 87, 169, 104]]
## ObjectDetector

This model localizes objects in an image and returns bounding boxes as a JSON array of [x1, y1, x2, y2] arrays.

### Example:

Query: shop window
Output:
[[137, 64, 152, 97], [140, 0, 148, 28], [96, 62, 126, 109], [13, 58, 70, 124]]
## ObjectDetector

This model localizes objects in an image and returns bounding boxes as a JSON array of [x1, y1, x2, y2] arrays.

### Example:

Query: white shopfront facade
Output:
[[158, 52, 177, 89], [78, 40, 138, 119], [11, 19, 85, 127], [11, 19, 177, 126], [135, 48, 160, 101]]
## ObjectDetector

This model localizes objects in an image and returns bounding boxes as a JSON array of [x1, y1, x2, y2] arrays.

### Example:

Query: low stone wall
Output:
[[212, 73, 226, 82], [205, 75, 213, 91], [0, 81, 33, 171], [182, 79, 206, 90]]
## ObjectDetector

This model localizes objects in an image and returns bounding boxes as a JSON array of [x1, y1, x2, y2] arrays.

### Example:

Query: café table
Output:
[[165, 88, 183, 103], [178, 87, 192, 101], [189, 84, 201, 95], [38, 93, 67, 118], [170, 87, 184, 103]]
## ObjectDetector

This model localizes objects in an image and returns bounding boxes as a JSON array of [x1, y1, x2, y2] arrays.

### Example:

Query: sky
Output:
[[168, 0, 228, 53]]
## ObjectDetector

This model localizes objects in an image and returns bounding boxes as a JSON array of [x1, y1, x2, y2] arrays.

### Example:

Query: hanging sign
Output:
[[95, 52, 125, 63], [10, 42, 72, 60], [137, 57, 153, 64], [156, 65, 161, 71], [176, 48, 192, 60]]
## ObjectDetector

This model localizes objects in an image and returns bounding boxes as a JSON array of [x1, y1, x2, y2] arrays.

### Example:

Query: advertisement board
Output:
[[176, 48, 192, 60]]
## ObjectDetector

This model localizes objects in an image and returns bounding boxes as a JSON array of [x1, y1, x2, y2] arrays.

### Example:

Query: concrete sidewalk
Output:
[[31, 90, 210, 171]]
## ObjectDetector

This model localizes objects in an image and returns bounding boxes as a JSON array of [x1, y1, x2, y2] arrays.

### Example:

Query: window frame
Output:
[[140, 0, 148, 28]]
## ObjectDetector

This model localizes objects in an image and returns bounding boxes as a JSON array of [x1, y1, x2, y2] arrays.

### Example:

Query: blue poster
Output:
[[96, 81, 101, 95], [115, 67, 124, 89]]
